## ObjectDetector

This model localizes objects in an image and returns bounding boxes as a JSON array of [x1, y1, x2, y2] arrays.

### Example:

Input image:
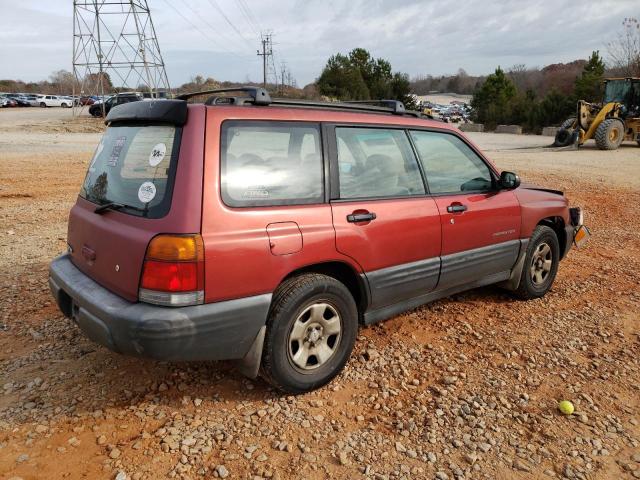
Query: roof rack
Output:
[[269, 99, 426, 118], [342, 99, 406, 114], [176, 85, 428, 119], [176, 86, 271, 105]]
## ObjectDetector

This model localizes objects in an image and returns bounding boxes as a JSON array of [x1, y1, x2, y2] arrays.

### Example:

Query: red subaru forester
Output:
[[49, 87, 588, 393]]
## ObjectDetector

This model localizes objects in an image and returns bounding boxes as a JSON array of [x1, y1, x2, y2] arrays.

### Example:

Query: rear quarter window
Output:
[[220, 121, 324, 207]]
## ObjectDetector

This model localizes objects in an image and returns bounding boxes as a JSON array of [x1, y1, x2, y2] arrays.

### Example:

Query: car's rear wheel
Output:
[[514, 225, 560, 300], [261, 273, 358, 393], [40, 102, 47, 108], [61, 102, 68, 108]]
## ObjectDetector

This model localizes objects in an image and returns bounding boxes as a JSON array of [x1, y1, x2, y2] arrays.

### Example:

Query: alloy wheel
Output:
[[530, 242, 552, 285], [288, 302, 342, 371]]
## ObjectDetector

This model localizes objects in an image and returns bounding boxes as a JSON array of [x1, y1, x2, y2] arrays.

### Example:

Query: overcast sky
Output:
[[0, 0, 637, 87]]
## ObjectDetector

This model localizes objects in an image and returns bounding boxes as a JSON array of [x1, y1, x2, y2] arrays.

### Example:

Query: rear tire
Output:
[[261, 273, 358, 394], [595, 118, 624, 150], [514, 225, 560, 300], [40, 102, 47, 108], [560, 117, 576, 130]]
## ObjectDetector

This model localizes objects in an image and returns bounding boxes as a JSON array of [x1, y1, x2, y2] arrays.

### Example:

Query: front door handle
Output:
[[347, 212, 377, 223], [447, 204, 467, 213]]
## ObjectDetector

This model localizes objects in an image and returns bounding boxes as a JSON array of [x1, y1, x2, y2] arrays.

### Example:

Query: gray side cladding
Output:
[[363, 240, 521, 311], [438, 240, 520, 290], [365, 257, 441, 310]]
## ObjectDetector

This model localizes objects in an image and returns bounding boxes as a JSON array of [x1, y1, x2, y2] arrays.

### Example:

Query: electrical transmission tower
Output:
[[257, 32, 273, 89], [72, 0, 170, 115]]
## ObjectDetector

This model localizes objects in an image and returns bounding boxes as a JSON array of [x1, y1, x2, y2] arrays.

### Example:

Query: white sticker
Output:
[[149, 143, 167, 167], [138, 181, 157, 203]]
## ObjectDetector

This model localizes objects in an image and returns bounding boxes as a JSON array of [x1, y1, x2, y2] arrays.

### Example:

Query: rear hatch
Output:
[[67, 101, 205, 301]]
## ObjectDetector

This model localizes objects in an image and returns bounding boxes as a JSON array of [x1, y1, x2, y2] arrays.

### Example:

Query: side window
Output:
[[221, 121, 324, 207], [336, 127, 425, 199], [410, 131, 493, 194]]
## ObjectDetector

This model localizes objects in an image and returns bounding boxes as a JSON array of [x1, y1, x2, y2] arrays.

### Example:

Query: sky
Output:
[[0, 0, 637, 88]]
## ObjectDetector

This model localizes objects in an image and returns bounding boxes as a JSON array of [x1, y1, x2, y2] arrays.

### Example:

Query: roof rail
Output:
[[176, 86, 271, 105], [342, 99, 406, 114], [268, 98, 425, 118], [177, 88, 430, 119]]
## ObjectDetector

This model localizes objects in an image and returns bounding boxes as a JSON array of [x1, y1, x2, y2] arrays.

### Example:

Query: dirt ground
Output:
[[0, 108, 638, 480]]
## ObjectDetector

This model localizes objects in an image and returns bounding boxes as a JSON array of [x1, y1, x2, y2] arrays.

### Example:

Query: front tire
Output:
[[515, 225, 560, 300], [595, 118, 624, 150], [40, 102, 47, 108], [261, 273, 358, 394]]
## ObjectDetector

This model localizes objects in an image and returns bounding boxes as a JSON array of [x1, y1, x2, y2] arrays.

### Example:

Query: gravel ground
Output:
[[0, 109, 638, 480]]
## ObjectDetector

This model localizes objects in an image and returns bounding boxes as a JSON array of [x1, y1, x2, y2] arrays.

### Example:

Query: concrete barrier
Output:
[[459, 123, 484, 132], [542, 126, 559, 137], [495, 125, 522, 134]]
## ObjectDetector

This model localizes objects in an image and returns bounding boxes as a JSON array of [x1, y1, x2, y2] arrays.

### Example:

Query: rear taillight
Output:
[[139, 234, 204, 307]]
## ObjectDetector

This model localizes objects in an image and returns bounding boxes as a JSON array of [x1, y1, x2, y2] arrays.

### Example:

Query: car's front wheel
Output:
[[515, 225, 560, 299], [40, 102, 47, 108], [261, 273, 358, 393]]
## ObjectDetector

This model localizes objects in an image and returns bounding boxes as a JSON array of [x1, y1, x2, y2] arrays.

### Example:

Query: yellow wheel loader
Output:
[[554, 77, 640, 150]]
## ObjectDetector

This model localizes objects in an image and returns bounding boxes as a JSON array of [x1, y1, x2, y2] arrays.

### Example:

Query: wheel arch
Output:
[[537, 216, 567, 259], [280, 261, 369, 323]]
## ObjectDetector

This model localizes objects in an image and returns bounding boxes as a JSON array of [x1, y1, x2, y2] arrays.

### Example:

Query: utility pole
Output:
[[280, 62, 287, 95], [257, 32, 273, 89]]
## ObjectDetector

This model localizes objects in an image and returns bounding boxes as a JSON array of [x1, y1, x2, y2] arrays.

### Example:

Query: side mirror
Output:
[[499, 171, 520, 190]]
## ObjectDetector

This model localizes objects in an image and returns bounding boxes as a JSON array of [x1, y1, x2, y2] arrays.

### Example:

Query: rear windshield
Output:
[[80, 125, 181, 218]]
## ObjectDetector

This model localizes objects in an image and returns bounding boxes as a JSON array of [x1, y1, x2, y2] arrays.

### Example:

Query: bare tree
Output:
[[49, 70, 76, 95], [607, 17, 640, 76], [507, 64, 529, 92]]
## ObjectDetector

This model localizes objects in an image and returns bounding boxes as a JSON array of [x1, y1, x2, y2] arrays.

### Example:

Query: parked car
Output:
[[27, 95, 42, 107], [88, 92, 142, 117], [75, 96, 95, 106], [13, 96, 32, 107], [0, 96, 17, 107], [48, 87, 589, 393], [36, 95, 72, 108]]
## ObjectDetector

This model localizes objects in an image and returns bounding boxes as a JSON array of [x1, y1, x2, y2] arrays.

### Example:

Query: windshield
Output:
[[80, 125, 181, 218], [604, 80, 632, 103]]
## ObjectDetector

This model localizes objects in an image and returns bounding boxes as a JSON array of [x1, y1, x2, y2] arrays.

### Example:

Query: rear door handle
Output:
[[447, 204, 467, 213], [347, 212, 376, 223]]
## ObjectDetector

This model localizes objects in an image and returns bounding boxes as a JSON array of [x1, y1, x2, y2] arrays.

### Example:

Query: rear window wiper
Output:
[[94, 202, 146, 214]]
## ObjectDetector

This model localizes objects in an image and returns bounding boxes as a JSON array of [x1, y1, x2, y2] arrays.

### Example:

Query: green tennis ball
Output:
[[558, 400, 574, 415]]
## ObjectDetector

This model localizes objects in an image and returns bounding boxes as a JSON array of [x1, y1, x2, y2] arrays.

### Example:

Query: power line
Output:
[[161, 0, 244, 57], [206, 0, 254, 48], [235, 0, 260, 36]]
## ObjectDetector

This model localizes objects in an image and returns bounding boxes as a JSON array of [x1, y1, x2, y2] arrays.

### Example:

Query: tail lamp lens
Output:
[[139, 234, 204, 307]]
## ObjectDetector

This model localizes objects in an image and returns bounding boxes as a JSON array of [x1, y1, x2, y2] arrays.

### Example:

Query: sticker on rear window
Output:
[[138, 181, 157, 203], [149, 143, 167, 167], [108, 136, 127, 167]]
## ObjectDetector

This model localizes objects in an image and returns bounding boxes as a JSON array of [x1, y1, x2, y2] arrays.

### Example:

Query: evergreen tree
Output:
[[574, 51, 605, 102], [470, 67, 517, 128], [317, 48, 415, 108]]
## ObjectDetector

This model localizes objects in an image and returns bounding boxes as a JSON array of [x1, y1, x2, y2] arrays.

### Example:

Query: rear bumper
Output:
[[48, 254, 271, 362]]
